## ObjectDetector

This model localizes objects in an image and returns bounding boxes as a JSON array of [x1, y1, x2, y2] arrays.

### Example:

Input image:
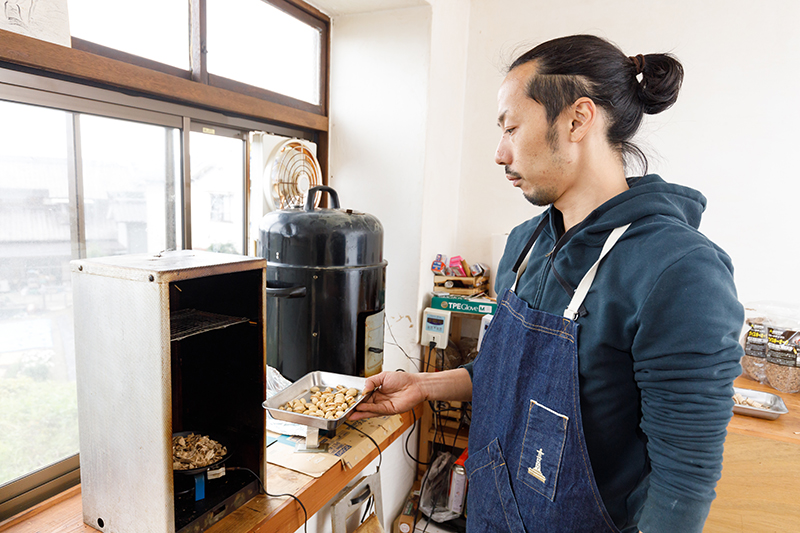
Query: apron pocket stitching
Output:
[[468, 461, 493, 480], [517, 399, 569, 501], [501, 301, 576, 343], [493, 455, 527, 533]]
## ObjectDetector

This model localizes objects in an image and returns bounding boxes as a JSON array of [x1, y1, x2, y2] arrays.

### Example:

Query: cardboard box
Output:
[[392, 480, 421, 533], [430, 294, 496, 316]]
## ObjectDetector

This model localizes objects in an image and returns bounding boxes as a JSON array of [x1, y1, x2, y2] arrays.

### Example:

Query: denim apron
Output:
[[465, 221, 630, 533]]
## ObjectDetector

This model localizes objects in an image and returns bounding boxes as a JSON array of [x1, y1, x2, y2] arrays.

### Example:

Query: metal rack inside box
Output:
[[71, 250, 266, 533]]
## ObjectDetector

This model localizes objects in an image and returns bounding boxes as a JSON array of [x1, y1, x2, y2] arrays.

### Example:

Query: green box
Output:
[[431, 294, 497, 315]]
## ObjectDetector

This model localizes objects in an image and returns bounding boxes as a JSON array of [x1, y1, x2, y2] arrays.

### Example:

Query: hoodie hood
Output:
[[576, 174, 707, 238]]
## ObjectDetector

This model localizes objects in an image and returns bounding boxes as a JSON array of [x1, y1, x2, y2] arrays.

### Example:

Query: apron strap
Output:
[[563, 223, 631, 320], [511, 214, 550, 293]]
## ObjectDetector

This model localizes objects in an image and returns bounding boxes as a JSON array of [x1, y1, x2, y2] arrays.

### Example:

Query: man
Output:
[[351, 35, 743, 533]]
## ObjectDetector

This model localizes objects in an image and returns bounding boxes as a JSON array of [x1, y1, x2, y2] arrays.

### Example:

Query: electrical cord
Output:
[[228, 466, 308, 533], [343, 421, 382, 473], [359, 493, 375, 523], [342, 421, 383, 525], [405, 406, 433, 466], [425, 342, 438, 373]]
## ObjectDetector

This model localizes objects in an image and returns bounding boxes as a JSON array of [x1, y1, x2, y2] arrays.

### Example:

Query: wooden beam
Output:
[[0, 29, 327, 132]]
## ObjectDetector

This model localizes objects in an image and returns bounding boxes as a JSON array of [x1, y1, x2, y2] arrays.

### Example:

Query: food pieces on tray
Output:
[[732, 391, 766, 410], [278, 384, 362, 420], [172, 433, 227, 470]]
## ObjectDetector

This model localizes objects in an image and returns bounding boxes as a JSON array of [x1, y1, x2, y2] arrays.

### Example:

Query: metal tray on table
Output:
[[264, 371, 368, 431], [732, 387, 789, 420]]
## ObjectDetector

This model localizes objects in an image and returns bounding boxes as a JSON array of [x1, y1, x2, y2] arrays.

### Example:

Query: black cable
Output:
[[424, 343, 438, 373], [359, 494, 374, 523], [451, 415, 463, 452], [228, 467, 308, 533], [343, 421, 382, 473], [405, 406, 433, 466]]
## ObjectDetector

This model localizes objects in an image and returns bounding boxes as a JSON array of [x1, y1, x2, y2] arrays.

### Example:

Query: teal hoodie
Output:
[[484, 174, 744, 533]]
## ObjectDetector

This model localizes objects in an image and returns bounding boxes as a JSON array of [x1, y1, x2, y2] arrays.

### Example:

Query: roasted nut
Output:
[[278, 384, 362, 420], [173, 434, 227, 471]]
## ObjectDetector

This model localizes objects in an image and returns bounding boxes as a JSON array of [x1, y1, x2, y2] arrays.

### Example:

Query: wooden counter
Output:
[[726, 376, 800, 444], [705, 376, 800, 532], [0, 408, 419, 533]]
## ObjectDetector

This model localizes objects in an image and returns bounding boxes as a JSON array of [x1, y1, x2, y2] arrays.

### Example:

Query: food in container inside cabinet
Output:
[[173, 433, 227, 470]]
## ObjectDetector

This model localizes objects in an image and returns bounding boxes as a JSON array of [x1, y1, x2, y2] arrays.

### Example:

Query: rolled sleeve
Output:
[[632, 246, 744, 533]]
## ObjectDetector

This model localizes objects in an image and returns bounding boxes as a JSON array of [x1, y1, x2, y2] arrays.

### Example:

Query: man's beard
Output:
[[506, 167, 558, 207], [523, 187, 558, 207], [519, 123, 560, 206]]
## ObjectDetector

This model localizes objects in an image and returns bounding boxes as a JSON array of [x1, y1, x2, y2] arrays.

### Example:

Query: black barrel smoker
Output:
[[258, 186, 387, 382]]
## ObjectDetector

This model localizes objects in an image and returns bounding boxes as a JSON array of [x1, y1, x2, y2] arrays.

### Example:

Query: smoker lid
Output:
[[258, 186, 385, 268]]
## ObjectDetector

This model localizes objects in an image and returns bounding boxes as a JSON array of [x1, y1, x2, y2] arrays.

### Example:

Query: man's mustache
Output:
[[505, 167, 522, 178]]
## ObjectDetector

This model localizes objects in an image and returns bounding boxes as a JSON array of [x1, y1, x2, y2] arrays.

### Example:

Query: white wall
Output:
[[457, 0, 800, 305], [324, 5, 433, 531], [309, 0, 800, 530]]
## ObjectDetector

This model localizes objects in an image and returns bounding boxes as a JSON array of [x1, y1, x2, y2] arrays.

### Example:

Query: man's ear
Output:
[[568, 97, 597, 143]]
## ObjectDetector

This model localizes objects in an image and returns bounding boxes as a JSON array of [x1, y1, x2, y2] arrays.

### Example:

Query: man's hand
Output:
[[348, 371, 426, 420], [349, 368, 472, 421]]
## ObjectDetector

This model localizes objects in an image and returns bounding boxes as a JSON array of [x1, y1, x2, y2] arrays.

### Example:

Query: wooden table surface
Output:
[[0, 408, 419, 533], [727, 375, 800, 444], [705, 376, 800, 532]]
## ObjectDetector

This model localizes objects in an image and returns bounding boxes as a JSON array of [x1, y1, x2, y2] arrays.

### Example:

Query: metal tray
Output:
[[263, 371, 367, 431], [733, 387, 789, 420]]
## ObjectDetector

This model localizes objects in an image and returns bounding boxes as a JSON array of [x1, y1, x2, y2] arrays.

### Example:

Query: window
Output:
[[190, 129, 245, 254], [207, 0, 322, 105], [67, 0, 328, 111], [210, 193, 233, 223], [68, 0, 191, 71], [0, 0, 325, 519], [0, 100, 183, 513], [0, 102, 77, 490], [79, 115, 182, 256]]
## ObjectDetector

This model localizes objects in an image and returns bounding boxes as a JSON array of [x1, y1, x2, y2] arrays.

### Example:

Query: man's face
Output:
[[495, 62, 569, 206]]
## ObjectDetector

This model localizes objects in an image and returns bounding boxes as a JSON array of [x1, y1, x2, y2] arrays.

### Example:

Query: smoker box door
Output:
[[71, 250, 266, 533]]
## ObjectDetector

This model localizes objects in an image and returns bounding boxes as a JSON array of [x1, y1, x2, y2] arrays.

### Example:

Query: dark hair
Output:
[[508, 35, 684, 174]]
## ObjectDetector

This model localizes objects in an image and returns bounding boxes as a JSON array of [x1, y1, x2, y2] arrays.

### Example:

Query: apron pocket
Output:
[[465, 438, 527, 533], [516, 399, 568, 501]]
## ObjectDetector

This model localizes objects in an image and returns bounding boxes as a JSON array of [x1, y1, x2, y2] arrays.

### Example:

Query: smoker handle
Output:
[[266, 282, 307, 299], [305, 186, 340, 211]]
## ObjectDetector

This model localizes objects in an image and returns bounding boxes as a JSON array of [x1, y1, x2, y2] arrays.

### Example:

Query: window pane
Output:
[[207, 0, 321, 105], [190, 132, 245, 254], [79, 115, 181, 257], [68, 0, 190, 70], [0, 101, 78, 487]]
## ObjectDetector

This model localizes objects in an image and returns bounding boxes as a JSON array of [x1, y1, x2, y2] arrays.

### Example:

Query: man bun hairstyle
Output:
[[508, 35, 684, 174]]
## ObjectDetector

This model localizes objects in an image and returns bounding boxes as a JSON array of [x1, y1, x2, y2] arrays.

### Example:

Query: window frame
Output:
[[69, 0, 330, 116], [0, 0, 328, 514]]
